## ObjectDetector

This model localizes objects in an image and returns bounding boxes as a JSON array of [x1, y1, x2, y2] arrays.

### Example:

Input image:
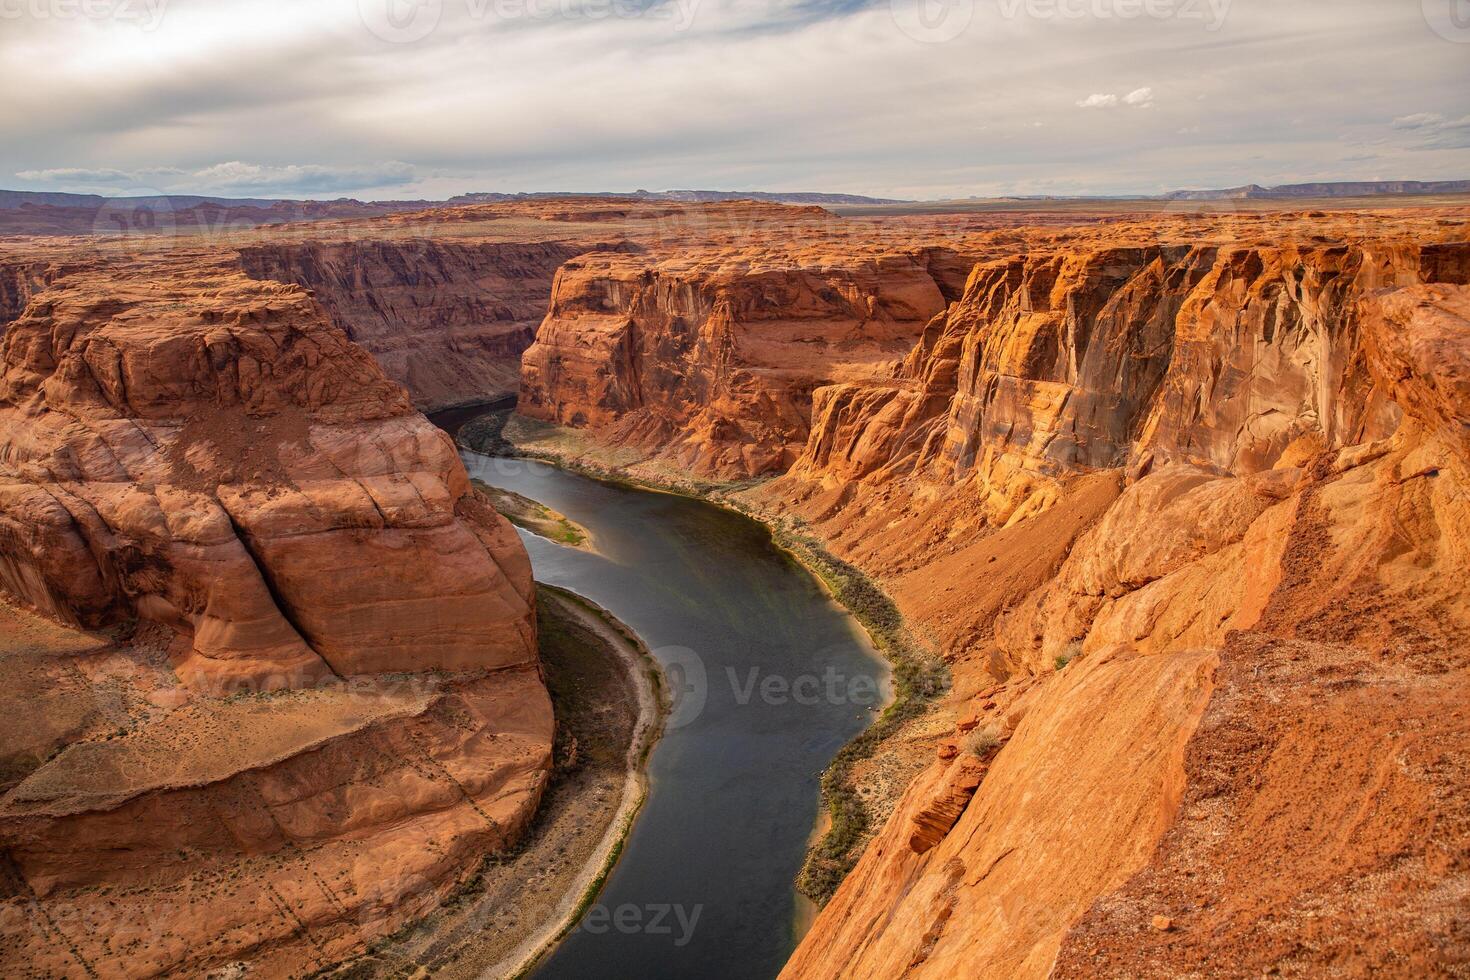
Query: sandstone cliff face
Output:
[[786, 389, 1470, 977], [775, 229, 1470, 978], [519, 248, 968, 478], [763, 237, 1469, 661], [0, 253, 552, 976], [785, 240, 1466, 522], [502, 208, 1470, 976], [0, 258, 538, 690], [238, 239, 592, 411], [0, 259, 59, 329]]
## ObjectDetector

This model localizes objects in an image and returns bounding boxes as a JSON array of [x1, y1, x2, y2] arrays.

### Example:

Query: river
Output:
[[450, 437, 885, 980]]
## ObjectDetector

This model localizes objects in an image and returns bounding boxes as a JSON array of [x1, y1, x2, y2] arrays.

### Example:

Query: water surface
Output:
[[457, 450, 885, 980]]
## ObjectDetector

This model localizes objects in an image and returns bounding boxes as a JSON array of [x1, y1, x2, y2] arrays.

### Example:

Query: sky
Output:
[[1, 0, 1467, 200]]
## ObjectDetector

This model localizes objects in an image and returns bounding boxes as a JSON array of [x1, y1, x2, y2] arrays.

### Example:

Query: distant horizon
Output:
[[5, 177, 1470, 207]]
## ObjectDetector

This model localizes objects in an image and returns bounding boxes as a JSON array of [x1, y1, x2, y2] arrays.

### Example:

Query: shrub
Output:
[[965, 726, 1002, 757], [1054, 639, 1084, 671]]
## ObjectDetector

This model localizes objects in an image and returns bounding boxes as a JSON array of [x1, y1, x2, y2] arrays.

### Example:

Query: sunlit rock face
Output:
[[519, 246, 971, 478], [774, 223, 1470, 980], [0, 253, 551, 976]]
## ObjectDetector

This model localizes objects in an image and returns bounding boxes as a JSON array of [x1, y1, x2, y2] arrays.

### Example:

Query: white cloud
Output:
[[1392, 112, 1445, 130], [191, 161, 418, 193], [15, 167, 135, 183], [1079, 88, 1153, 110], [1124, 87, 1155, 108]]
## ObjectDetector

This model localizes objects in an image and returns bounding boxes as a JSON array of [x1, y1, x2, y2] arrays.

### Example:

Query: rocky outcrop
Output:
[[0, 649, 552, 977], [0, 259, 59, 329], [776, 228, 1470, 978], [238, 239, 594, 411], [781, 644, 1218, 979], [789, 386, 1470, 976], [782, 240, 1469, 524], [0, 258, 538, 690], [518, 248, 968, 478], [758, 238, 1470, 661], [0, 254, 552, 976]]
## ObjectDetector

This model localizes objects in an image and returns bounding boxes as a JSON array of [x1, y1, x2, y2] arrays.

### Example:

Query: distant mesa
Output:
[[1159, 178, 1470, 200], [446, 189, 908, 205]]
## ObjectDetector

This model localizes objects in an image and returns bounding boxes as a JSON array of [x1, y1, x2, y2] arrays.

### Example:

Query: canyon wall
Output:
[[518, 247, 971, 478], [0, 259, 60, 329], [0, 254, 552, 976], [782, 277, 1470, 978], [511, 212, 1470, 976], [238, 239, 592, 411], [775, 231, 1470, 977], [760, 238, 1465, 662]]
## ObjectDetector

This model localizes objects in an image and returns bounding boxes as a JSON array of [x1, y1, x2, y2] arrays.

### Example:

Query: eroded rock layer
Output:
[[237, 239, 592, 411], [507, 207, 1470, 977], [519, 246, 972, 477], [773, 230, 1470, 978], [0, 250, 551, 976]]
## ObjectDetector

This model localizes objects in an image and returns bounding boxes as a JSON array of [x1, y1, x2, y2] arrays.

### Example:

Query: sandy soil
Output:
[[316, 586, 663, 980]]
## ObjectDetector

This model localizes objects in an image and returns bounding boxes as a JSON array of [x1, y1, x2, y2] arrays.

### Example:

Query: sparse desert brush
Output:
[[965, 727, 1002, 758], [1054, 639, 1084, 671]]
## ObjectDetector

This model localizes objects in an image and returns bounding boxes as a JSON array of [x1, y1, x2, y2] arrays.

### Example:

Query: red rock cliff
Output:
[[237, 239, 591, 411], [518, 247, 971, 478], [0, 251, 552, 977], [775, 223, 1470, 978]]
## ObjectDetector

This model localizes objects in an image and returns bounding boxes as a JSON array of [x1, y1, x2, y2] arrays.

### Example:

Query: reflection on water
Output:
[[459, 452, 885, 980]]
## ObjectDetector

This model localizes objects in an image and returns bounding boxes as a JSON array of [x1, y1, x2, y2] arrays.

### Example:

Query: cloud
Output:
[[14, 161, 421, 196], [191, 161, 419, 193], [1, 0, 1467, 198], [1124, 87, 1155, 108], [1078, 88, 1153, 110], [1390, 113, 1470, 150], [1392, 112, 1445, 130], [16, 167, 136, 184]]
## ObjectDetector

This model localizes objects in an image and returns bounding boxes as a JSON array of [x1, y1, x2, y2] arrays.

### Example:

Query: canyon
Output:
[[1, 196, 1468, 977], [505, 205, 1470, 975], [0, 237, 550, 975]]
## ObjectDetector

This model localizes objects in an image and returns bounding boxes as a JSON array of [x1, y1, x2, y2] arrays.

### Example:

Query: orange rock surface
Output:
[[0, 242, 551, 975], [775, 222, 1470, 979], [519, 245, 972, 477], [501, 203, 1470, 977], [4, 198, 1470, 977]]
